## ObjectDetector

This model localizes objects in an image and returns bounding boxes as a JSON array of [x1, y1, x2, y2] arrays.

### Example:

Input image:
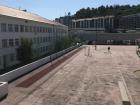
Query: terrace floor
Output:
[[1, 45, 140, 105]]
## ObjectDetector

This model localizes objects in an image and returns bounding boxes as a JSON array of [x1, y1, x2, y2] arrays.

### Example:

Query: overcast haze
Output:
[[0, 0, 139, 20]]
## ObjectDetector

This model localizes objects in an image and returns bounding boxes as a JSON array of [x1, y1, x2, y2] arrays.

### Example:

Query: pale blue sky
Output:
[[0, 0, 139, 20]]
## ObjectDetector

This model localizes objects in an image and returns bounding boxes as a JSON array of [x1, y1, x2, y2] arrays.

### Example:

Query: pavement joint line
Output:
[[16, 48, 82, 88], [37, 49, 86, 102], [118, 81, 131, 105], [110, 49, 134, 105], [94, 74, 118, 76], [14, 48, 83, 105], [119, 70, 135, 105]]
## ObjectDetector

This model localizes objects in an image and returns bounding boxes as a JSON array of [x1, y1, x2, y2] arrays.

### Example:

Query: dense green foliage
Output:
[[54, 36, 81, 52], [56, 4, 140, 27], [17, 38, 34, 63], [74, 4, 140, 19]]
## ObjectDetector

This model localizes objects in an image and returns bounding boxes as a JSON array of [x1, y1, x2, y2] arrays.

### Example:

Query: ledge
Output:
[[0, 82, 8, 101], [118, 81, 131, 105]]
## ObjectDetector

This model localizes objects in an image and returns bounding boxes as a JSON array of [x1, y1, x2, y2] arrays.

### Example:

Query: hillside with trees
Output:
[[55, 4, 140, 27], [74, 4, 140, 19]]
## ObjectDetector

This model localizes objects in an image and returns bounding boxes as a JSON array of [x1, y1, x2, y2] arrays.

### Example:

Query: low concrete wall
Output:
[[0, 82, 8, 100], [0, 45, 80, 82]]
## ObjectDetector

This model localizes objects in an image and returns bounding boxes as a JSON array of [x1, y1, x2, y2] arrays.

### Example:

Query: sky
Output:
[[0, 0, 139, 20]]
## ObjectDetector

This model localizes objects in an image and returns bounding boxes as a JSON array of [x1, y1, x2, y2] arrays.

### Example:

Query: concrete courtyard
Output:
[[1, 45, 140, 105]]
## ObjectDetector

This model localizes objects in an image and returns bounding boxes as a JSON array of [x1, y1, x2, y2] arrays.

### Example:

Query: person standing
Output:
[[108, 46, 111, 52], [95, 45, 97, 50]]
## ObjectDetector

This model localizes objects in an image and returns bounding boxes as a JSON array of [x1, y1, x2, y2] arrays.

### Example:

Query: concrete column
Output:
[[98, 19, 100, 28], [94, 19, 96, 29], [86, 20, 88, 28], [80, 21, 82, 28], [97, 19, 99, 28], [85, 21, 87, 28], [112, 18, 114, 29], [75, 22, 76, 28], [72, 22, 74, 28], [109, 17, 111, 28], [103, 18, 105, 28], [83, 21, 85, 28], [84, 20, 86, 28], [88, 20, 90, 28]]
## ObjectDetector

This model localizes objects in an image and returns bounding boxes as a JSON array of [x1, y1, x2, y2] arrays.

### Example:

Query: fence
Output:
[[0, 45, 80, 82]]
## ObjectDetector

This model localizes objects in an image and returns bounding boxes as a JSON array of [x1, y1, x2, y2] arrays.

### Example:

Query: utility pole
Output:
[[95, 19, 98, 47]]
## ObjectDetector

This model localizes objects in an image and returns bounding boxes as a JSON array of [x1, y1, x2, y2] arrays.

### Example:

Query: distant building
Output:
[[119, 13, 140, 32], [71, 16, 115, 32], [70, 16, 140, 45], [0, 6, 68, 70], [55, 16, 72, 29]]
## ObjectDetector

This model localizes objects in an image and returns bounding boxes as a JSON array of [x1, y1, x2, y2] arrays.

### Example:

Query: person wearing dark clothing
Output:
[[108, 46, 110, 52]]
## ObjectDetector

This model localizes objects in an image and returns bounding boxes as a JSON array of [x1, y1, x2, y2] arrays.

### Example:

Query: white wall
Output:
[[0, 82, 8, 100], [0, 45, 80, 82], [0, 15, 68, 69]]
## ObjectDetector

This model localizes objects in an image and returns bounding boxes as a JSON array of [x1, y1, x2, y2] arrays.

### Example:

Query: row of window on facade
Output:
[[1, 35, 62, 48], [72, 18, 114, 29], [0, 53, 16, 66], [0, 45, 49, 66], [37, 46, 49, 54], [0, 23, 67, 34], [2, 39, 20, 48]]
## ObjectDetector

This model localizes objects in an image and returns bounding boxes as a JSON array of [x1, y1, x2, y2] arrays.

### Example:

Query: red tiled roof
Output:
[[0, 5, 66, 27]]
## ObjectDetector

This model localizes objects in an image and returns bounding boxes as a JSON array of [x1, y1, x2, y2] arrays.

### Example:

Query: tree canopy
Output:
[[74, 4, 140, 19], [17, 38, 34, 63], [56, 4, 140, 21]]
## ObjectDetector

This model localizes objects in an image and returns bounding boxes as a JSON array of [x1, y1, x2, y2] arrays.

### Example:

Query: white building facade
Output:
[[0, 6, 68, 70], [72, 16, 114, 32]]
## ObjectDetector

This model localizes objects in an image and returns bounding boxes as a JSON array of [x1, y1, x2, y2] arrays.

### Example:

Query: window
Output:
[[9, 39, 14, 47], [2, 39, 8, 48], [25, 26, 28, 32], [30, 26, 32, 32], [20, 25, 24, 32], [40, 37, 43, 43], [40, 47, 43, 53], [33, 37, 37, 44], [8, 24, 13, 32], [40, 27, 42, 33], [33, 26, 36, 32], [1, 23, 7, 32], [43, 27, 45, 33], [45, 46, 48, 52], [0, 56, 1, 65], [42, 37, 45, 43], [46, 28, 48, 33], [33, 26, 35, 32], [37, 37, 40, 44], [43, 47, 45, 52], [15, 39, 19, 46], [48, 28, 50, 33], [50, 28, 52, 33], [45, 37, 48, 42], [37, 27, 40, 32], [10, 53, 15, 61], [14, 24, 19, 32]]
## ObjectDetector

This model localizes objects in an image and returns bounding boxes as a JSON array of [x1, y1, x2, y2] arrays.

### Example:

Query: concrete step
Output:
[[118, 81, 131, 105]]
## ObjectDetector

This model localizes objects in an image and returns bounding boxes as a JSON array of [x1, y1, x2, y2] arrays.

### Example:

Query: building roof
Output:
[[122, 13, 140, 18], [72, 16, 114, 22], [0, 5, 66, 27]]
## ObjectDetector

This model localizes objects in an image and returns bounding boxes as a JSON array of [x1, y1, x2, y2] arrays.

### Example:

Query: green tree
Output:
[[17, 38, 34, 63], [54, 36, 81, 52]]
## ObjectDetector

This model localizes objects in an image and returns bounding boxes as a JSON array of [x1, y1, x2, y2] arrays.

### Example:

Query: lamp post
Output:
[[95, 19, 98, 45]]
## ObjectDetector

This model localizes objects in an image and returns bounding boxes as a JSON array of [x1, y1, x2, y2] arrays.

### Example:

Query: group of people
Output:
[[94, 45, 111, 52], [85, 45, 111, 57]]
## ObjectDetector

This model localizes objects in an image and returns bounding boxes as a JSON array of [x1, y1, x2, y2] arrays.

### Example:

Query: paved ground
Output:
[[1, 45, 140, 105]]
